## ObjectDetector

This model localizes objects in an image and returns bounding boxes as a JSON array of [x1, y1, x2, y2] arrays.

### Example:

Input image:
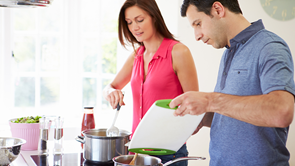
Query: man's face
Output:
[[186, 4, 227, 49]]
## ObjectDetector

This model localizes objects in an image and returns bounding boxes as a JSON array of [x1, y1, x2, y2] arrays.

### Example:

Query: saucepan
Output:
[[75, 128, 131, 162], [113, 154, 206, 166]]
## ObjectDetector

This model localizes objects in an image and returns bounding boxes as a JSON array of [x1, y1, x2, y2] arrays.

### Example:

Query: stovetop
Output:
[[30, 153, 114, 166]]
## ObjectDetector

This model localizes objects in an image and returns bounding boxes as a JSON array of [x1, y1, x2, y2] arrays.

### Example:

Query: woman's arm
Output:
[[102, 52, 135, 109], [171, 43, 199, 92]]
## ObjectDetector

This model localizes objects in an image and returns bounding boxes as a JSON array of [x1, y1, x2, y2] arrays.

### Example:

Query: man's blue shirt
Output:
[[210, 20, 295, 166]]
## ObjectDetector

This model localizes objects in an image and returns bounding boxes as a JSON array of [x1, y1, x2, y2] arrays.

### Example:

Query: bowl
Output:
[[0, 137, 26, 166], [9, 119, 40, 150]]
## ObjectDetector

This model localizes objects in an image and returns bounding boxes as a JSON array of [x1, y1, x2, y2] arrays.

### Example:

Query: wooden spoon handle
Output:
[[129, 153, 138, 165]]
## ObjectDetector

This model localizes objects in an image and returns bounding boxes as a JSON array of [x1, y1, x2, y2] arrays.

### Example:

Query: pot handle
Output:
[[75, 135, 85, 144], [162, 156, 206, 166]]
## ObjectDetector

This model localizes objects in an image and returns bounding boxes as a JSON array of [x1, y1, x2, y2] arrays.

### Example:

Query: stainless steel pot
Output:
[[0, 137, 26, 166], [75, 128, 131, 162], [113, 154, 206, 166]]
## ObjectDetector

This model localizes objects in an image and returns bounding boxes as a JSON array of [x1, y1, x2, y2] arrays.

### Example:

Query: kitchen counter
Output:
[[10, 153, 27, 166], [11, 140, 83, 166]]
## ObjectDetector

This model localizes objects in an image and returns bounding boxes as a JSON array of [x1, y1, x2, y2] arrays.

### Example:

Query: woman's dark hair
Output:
[[181, 0, 242, 17], [118, 0, 176, 50]]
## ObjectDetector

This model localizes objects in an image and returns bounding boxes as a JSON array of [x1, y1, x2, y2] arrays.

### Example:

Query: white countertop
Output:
[[11, 140, 82, 166]]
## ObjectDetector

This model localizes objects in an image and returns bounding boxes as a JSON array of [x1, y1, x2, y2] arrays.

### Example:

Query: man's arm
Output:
[[192, 112, 214, 135], [170, 90, 294, 128], [211, 90, 294, 127]]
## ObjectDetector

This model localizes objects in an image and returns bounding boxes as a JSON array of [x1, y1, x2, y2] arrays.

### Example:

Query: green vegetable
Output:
[[12, 116, 42, 123]]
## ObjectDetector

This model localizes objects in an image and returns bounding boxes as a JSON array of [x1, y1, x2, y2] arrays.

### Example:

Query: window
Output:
[[0, 0, 133, 136]]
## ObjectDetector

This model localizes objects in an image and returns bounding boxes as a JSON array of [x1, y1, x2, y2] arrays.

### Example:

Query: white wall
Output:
[[160, 0, 295, 165]]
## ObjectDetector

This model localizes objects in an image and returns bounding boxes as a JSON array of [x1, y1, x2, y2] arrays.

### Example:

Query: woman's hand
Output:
[[106, 89, 125, 109]]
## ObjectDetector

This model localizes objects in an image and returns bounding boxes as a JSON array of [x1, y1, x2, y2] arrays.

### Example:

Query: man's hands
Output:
[[169, 91, 211, 117], [169, 91, 215, 134], [170, 90, 294, 128]]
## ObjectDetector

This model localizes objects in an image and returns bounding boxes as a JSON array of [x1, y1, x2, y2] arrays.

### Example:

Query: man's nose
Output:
[[194, 30, 202, 41]]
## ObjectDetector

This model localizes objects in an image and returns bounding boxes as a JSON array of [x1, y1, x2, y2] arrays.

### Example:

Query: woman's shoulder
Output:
[[164, 38, 188, 50], [171, 42, 191, 57]]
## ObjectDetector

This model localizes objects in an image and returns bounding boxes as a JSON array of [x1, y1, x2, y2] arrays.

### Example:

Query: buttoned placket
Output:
[[220, 45, 236, 90], [139, 55, 160, 121], [139, 82, 143, 121], [139, 55, 144, 121]]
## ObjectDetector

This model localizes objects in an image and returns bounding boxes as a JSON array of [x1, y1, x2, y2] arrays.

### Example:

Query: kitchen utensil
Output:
[[0, 0, 53, 7], [38, 116, 51, 153], [0, 137, 26, 166], [75, 128, 131, 162], [128, 99, 205, 155], [113, 154, 206, 166], [54, 116, 64, 153], [107, 103, 121, 137], [129, 153, 138, 165]]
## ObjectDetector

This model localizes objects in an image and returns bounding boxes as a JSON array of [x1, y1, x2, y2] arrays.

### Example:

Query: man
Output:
[[169, 0, 295, 165]]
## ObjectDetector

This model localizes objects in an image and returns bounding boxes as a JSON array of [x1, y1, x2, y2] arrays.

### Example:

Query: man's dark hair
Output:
[[181, 0, 242, 17]]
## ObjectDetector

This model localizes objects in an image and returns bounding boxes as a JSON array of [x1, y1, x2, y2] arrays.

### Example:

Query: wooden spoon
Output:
[[129, 153, 138, 165]]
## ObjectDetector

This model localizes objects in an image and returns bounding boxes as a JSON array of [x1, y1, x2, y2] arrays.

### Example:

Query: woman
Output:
[[103, 0, 199, 165]]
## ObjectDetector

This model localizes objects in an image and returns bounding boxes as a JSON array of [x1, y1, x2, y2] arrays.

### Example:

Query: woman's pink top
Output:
[[130, 38, 183, 135]]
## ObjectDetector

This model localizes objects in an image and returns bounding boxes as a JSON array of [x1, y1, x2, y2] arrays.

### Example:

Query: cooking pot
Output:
[[75, 128, 131, 162], [113, 154, 206, 166]]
